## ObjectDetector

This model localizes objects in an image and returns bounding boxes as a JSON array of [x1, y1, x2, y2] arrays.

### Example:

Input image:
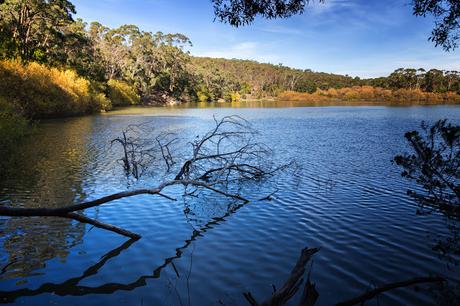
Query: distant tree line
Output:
[[2, 1, 459, 112], [367, 68, 460, 94]]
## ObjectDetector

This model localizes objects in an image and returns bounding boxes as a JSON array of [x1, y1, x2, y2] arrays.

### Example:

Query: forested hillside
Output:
[[191, 57, 360, 100], [2, 0, 460, 118]]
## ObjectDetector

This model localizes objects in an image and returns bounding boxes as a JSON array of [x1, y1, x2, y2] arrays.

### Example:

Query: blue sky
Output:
[[72, 0, 460, 78]]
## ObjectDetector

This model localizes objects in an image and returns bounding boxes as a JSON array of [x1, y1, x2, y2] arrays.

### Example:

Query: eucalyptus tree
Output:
[[88, 22, 194, 101], [445, 70, 460, 92], [424, 69, 446, 92], [125, 30, 193, 100], [90, 24, 138, 80], [0, 0, 76, 62], [57, 19, 106, 81]]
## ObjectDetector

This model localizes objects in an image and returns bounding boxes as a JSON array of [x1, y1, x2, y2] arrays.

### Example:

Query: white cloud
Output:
[[192, 41, 281, 64], [307, 0, 358, 14]]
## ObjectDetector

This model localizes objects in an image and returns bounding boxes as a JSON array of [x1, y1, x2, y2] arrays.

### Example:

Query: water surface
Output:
[[1, 104, 459, 305]]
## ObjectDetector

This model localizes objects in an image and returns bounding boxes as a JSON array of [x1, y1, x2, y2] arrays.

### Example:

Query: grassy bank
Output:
[[278, 86, 460, 104]]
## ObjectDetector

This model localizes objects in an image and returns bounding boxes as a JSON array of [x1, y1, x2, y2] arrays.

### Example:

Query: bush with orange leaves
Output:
[[278, 86, 460, 104]]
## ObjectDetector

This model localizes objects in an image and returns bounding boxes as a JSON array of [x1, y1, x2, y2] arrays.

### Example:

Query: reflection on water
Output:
[[0, 238, 136, 303], [1, 105, 460, 305], [0, 117, 96, 282], [0, 217, 84, 281], [0, 199, 247, 303]]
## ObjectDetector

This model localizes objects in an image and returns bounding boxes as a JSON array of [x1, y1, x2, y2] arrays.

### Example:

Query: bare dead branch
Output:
[[0, 185, 174, 216], [64, 213, 141, 240], [0, 115, 286, 239], [242, 247, 444, 306]]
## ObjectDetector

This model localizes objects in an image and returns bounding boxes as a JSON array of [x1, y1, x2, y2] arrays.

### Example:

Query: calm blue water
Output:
[[1, 105, 460, 305]]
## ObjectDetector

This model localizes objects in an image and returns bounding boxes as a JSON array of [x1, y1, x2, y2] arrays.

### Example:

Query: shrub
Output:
[[107, 79, 140, 107], [195, 83, 213, 102], [230, 91, 241, 102], [0, 60, 109, 118], [223, 91, 241, 102]]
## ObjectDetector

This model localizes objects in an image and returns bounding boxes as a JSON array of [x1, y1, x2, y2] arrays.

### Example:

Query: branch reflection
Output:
[[0, 201, 248, 303]]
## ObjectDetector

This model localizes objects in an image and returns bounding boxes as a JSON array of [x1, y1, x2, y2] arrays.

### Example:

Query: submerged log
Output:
[[244, 247, 320, 306], [335, 276, 445, 306], [243, 247, 445, 306], [262, 247, 320, 306]]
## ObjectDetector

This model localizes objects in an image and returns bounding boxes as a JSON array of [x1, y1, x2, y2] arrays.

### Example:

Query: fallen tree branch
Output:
[[0, 115, 285, 239], [64, 213, 141, 240], [0, 186, 171, 216], [262, 247, 319, 306], [335, 276, 445, 306], [242, 248, 445, 306], [244, 247, 320, 306]]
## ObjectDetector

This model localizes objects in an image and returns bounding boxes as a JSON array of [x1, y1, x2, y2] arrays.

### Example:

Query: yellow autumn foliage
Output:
[[107, 79, 140, 107], [0, 60, 110, 118]]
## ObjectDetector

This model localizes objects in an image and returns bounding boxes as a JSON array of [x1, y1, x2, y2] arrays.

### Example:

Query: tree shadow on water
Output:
[[0, 200, 249, 304]]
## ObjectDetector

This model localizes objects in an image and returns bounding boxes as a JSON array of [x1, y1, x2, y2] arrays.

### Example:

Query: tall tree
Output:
[[0, 0, 76, 62]]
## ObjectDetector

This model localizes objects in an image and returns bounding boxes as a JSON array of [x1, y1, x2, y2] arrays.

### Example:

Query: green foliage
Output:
[[394, 119, 460, 259], [366, 68, 460, 94], [0, 1, 458, 110], [412, 0, 460, 51], [196, 83, 213, 102], [394, 120, 460, 211], [191, 57, 360, 102], [223, 91, 241, 102], [212, 0, 460, 51], [107, 79, 140, 107], [90, 24, 193, 101], [0, 0, 76, 62], [212, 0, 319, 27]]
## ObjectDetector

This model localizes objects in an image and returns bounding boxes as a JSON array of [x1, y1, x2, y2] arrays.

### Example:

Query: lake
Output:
[[1, 104, 459, 305]]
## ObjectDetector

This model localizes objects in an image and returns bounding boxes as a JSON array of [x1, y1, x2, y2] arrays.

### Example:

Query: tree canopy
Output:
[[212, 0, 320, 26], [412, 0, 460, 51], [0, 0, 76, 61], [212, 0, 460, 51]]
